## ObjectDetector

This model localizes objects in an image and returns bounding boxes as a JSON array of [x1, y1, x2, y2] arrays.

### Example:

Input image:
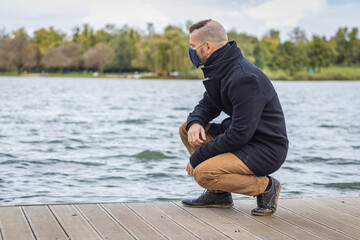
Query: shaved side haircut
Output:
[[189, 19, 228, 48]]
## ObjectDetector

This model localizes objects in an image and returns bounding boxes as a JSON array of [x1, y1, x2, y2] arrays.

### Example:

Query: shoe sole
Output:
[[182, 202, 234, 209], [251, 183, 281, 216]]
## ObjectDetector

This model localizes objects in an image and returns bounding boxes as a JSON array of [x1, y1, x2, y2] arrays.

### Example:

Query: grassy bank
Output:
[[264, 65, 360, 80], [1, 65, 359, 80]]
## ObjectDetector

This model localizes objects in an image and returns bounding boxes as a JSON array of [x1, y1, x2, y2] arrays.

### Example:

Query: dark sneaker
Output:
[[251, 177, 281, 216], [182, 190, 233, 208]]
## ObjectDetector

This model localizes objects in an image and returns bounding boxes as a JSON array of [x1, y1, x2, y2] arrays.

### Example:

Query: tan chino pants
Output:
[[179, 122, 269, 196]]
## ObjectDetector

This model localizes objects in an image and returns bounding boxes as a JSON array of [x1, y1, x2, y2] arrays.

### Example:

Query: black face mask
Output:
[[188, 42, 206, 68]]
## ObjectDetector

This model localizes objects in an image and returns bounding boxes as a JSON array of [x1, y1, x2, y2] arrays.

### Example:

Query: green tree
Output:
[[94, 29, 112, 44], [253, 42, 268, 69], [307, 35, 334, 72], [73, 24, 96, 52], [32, 27, 66, 52], [265, 29, 280, 42], [289, 26, 307, 46], [333, 27, 349, 64], [132, 24, 191, 75], [260, 29, 281, 71], [277, 41, 308, 76], [109, 29, 136, 71], [132, 33, 155, 71], [159, 25, 190, 73], [72, 26, 80, 44], [348, 27, 359, 64], [332, 27, 359, 65], [94, 24, 116, 44]]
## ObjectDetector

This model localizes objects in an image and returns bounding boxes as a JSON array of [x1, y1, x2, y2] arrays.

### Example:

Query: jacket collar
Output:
[[204, 42, 230, 67], [200, 41, 243, 112], [201, 41, 243, 79]]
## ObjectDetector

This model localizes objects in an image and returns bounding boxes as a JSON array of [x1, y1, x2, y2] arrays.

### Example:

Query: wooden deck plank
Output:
[[321, 198, 360, 216], [296, 198, 360, 228], [176, 202, 272, 239], [209, 203, 291, 240], [237, 199, 323, 240], [0, 206, 35, 240], [102, 202, 165, 239], [332, 197, 360, 208], [49, 204, 101, 240], [281, 198, 360, 239], [126, 202, 197, 240], [75, 204, 134, 240], [22, 205, 68, 240], [275, 203, 353, 240], [152, 201, 231, 240]]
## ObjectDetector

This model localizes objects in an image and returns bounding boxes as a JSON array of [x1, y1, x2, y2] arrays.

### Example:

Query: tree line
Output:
[[0, 23, 359, 77]]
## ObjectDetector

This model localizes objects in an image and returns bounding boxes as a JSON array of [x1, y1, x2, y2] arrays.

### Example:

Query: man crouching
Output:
[[179, 19, 289, 216]]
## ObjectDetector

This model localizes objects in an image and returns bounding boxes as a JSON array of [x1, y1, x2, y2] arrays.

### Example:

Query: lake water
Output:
[[0, 77, 359, 206]]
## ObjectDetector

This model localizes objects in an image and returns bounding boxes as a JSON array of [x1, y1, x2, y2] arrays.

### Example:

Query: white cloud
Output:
[[82, 0, 171, 30], [0, 0, 358, 41], [0, 0, 87, 35], [214, 10, 243, 18], [1, 0, 86, 17], [0, 0, 172, 34], [297, 2, 360, 40], [246, 0, 327, 28]]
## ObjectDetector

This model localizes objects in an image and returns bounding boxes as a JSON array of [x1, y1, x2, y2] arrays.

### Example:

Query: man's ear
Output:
[[206, 42, 214, 53]]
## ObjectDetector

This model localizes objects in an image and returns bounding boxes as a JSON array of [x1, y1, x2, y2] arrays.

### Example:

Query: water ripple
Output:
[[117, 119, 150, 124], [130, 150, 174, 159], [313, 182, 360, 190], [46, 159, 106, 166], [0, 159, 106, 166], [0, 153, 17, 158]]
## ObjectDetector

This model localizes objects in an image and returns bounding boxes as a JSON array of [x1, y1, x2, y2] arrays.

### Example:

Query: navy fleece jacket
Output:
[[186, 41, 288, 176]]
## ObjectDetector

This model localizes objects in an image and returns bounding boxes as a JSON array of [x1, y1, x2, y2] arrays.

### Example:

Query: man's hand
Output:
[[187, 123, 206, 147], [186, 161, 194, 176]]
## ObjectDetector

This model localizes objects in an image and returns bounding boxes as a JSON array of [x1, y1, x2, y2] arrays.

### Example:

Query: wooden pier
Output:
[[0, 197, 359, 239]]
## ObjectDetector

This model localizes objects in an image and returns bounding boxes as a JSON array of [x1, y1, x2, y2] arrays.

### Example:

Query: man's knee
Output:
[[179, 122, 188, 138], [193, 163, 218, 189]]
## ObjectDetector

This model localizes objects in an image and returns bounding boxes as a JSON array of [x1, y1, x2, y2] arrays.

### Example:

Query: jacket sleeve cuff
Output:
[[186, 120, 205, 131]]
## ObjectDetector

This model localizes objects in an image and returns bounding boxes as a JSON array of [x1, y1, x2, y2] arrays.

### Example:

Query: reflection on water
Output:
[[0, 77, 359, 205]]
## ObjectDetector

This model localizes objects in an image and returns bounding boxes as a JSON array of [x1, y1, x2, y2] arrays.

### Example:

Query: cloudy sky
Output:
[[0, 0, 359, 40]]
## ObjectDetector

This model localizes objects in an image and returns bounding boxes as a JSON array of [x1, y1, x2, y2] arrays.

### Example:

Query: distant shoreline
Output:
[[1, 74, 359, 81], [1, 64, 360, 81]]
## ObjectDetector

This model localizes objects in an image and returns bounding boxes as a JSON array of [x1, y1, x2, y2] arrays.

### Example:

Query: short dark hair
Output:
[[189, 19, 212, 33]]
